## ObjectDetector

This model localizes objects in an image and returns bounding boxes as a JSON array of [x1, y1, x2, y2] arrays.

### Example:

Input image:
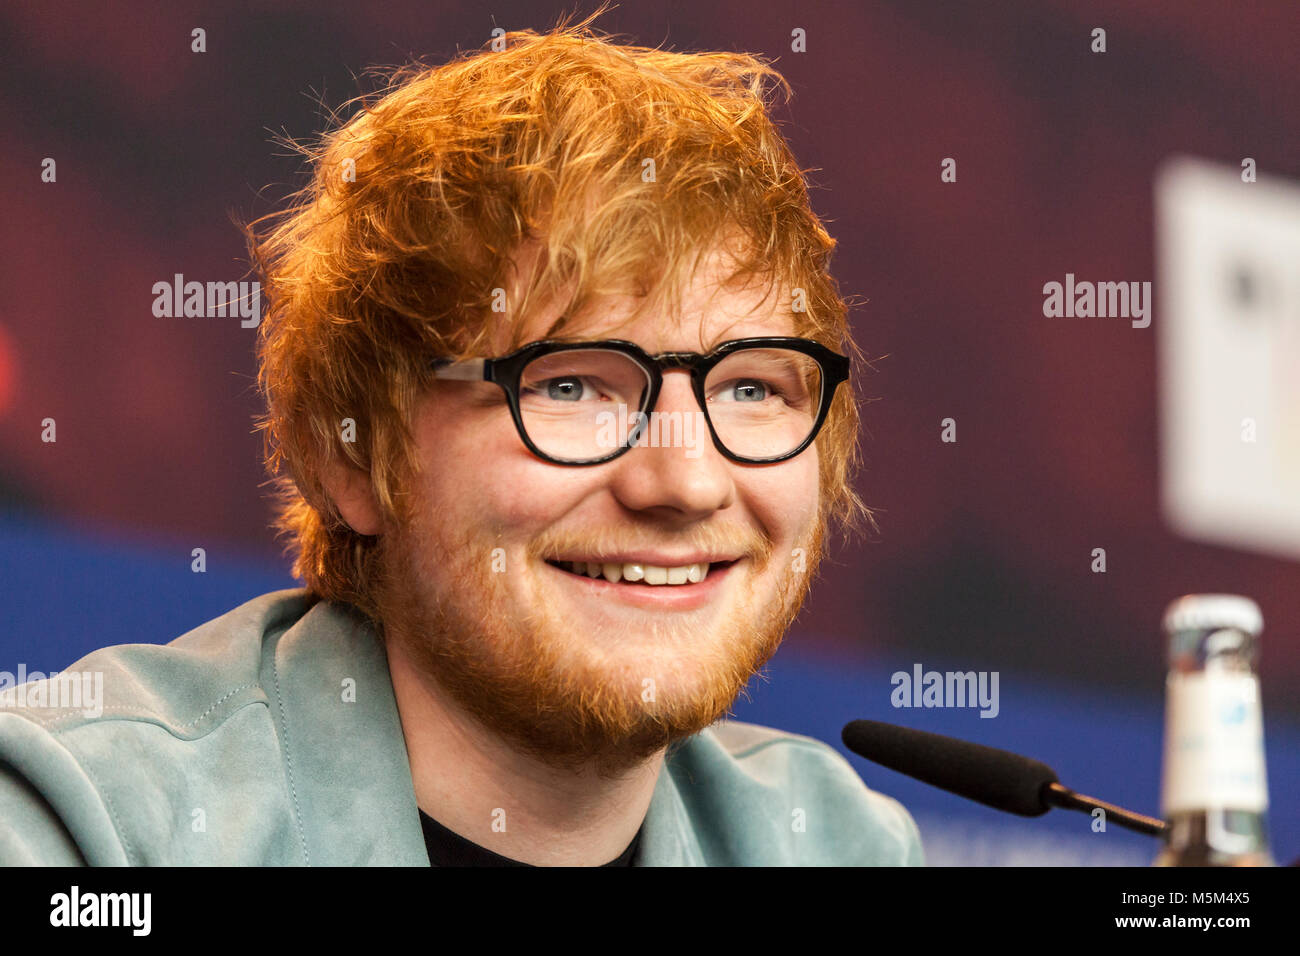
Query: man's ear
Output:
[[322, 459, 384, 536]]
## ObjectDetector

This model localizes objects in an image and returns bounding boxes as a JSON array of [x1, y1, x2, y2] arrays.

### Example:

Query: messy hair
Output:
[[247, 7, 873, 619]]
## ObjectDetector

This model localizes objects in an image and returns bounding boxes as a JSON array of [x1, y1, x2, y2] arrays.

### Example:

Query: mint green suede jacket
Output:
[[0, 590, 924, 866]]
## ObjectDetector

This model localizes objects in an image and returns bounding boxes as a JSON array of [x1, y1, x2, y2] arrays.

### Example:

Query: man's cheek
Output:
[[488, 469, 594, 526], [751, 468, 817, 527]]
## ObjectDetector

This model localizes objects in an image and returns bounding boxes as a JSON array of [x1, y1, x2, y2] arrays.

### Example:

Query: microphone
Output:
[[841, 719, 1168, 836]]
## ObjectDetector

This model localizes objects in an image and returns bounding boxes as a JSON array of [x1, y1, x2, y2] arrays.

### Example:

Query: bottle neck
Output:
[[1160, 809, 1273, 866]]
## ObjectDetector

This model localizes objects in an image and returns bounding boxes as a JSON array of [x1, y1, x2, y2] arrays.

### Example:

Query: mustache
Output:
[[525, 522, 775, 566]]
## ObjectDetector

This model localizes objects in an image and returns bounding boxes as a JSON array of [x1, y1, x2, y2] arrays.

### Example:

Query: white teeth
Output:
[[559, 560, 715, 586]]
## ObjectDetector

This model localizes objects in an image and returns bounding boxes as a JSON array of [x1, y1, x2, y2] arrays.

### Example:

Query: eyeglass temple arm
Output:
[[432, 358, 488, 382]]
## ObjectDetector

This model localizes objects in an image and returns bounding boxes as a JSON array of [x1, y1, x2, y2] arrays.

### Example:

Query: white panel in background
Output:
[[1156, 156, 1300, 561]]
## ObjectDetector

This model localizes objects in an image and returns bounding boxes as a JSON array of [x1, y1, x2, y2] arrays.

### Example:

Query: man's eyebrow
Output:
[[534, 313, 575, 341], [534, 312, 632, 344], [529, 313, 757, 353]]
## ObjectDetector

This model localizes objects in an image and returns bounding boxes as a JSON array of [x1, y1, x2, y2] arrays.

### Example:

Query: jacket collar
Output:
[[267, 597, 705, 866], [266, 598, 429, 865]]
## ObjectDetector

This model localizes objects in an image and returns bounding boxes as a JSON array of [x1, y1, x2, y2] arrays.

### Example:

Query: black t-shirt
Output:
[[419, 809, 642, 866]]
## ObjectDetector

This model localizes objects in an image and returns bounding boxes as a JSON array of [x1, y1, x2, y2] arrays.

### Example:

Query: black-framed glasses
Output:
[[431, 336, 850, 465]]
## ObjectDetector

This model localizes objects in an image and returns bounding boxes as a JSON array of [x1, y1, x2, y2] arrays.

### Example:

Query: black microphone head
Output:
[[842, 719, 1059, 817]]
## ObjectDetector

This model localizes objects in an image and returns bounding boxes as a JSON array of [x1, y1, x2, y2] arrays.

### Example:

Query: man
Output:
[[0, 17, 922, 866]]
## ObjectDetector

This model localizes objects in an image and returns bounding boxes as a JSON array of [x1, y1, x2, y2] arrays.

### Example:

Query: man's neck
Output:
[[384, 635, 662, 866]]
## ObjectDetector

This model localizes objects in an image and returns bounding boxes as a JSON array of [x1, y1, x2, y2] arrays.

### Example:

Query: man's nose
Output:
[[604, 371, 735, 519]]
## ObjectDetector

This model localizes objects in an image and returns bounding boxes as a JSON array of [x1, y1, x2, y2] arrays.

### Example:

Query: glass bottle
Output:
[[1154, 594, 1273, 866]]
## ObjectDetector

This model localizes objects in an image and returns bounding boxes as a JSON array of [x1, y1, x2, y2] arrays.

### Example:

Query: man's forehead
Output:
[[540, 303, 793, 353], [504, 242, 793, 354]]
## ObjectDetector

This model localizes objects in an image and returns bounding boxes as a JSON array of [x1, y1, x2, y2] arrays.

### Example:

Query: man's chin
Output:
[[376, 530, 808, 777], [385, 603, 785, 778]]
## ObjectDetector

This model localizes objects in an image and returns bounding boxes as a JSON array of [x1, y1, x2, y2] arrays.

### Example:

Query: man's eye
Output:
[[711, 378, 773, 403], [526, 377, 596, 401]]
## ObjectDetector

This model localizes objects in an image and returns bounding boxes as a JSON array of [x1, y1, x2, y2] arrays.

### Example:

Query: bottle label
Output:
[[1160, 672, 1268, 815]]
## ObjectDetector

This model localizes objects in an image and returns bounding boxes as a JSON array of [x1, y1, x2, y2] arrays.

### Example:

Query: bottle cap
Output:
[[1162, 594, 1262, 636]]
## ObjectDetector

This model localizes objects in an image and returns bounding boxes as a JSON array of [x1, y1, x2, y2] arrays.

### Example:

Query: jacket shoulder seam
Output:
[[723, 734, 838, 763], [16, 685, 267, 741]]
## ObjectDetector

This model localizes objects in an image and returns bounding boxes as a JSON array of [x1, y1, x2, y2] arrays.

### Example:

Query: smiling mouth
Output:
[[545, 558, 739, 586]]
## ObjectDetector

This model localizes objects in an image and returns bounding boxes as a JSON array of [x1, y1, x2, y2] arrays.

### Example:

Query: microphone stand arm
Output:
[[1042, 782, 1168, 836]]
